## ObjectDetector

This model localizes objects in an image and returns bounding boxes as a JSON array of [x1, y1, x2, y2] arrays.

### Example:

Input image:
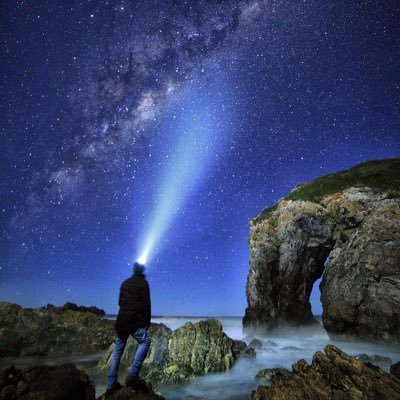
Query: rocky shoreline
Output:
[[2, 340, 400, 399], [0, 302, 115, 357], [252, 345, 400, 400]]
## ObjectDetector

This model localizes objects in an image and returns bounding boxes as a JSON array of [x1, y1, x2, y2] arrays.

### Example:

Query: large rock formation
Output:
[[243, 158, 400, 343], [0, 364, 95, 400], [252, 345, 400, 400], [320, 189, 400, 342], [243, 199, 334, 330], [0, 302, 115, 356], [98, 319, 236, 385]]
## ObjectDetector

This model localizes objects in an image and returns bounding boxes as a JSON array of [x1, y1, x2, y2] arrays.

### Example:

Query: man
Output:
[[105, 262, 152, 396]]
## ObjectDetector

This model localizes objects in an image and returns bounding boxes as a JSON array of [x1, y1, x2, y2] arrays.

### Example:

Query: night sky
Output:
[[1, 0, 399, 317]]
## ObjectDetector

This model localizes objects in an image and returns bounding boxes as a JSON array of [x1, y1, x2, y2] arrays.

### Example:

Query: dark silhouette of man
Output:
[[105, 262, 151, 396]]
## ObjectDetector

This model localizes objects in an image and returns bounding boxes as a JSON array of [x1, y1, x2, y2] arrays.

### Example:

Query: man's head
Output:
[[132, 261, 145, 274]]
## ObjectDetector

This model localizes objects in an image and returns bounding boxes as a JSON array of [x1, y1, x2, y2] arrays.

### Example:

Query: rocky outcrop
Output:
[[355, 354, 393, 370], [43, 302, 105, 316], [243, 158, 400, 342], [255, 368, 289, 385], [243, 199, 334, 331], [252, 345, 400, 400], [391, 362, 400, 379], [0, 302, 115, 356], [98, 319, 235, 385], [320, 189, 400, 342], [0, 364, 95, 400]]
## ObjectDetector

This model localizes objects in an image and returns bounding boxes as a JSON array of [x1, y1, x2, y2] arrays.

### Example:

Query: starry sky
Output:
[[1, 0, 399, 317]]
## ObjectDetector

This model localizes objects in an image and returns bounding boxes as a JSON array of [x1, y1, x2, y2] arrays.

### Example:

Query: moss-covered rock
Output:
[[98, 319, 235, 386], [0, 302, 115, 356], [166, 319, 234, 382], [254, 158, 400, 222]]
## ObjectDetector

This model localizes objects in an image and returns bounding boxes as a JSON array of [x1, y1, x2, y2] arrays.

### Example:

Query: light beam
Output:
[[135, 108, 222, 266]]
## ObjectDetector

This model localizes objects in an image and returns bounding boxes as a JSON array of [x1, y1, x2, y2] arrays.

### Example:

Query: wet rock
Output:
[[391, 361, 400, 379], [255, 368, 289, 385], [0, 364, 95, 400], [99, 319, 235, 385], [252, 345, 400, 400], [355, 354, 393, 369], [264, 340, 278, 348], [281, 346, 301, 351], [248, 339, 263, 349], [242, 347, 256, 358], [0, 302, 115, 357], [232, 340, 248, 359], [243, 335, 255, 345]]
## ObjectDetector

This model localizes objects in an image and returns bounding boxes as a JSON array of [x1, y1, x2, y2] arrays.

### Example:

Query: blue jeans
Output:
[[107, 327, 151, 388]]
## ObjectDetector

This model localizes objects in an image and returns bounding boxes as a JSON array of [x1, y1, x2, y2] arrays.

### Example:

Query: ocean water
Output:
[[2, 317, 400, 399]]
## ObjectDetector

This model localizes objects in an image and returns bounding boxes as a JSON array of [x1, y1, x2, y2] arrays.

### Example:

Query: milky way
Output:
[[1, 0, 399, 316]]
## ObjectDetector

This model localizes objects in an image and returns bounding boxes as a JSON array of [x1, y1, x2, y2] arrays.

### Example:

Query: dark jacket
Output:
[[115, 272, 151, 338]]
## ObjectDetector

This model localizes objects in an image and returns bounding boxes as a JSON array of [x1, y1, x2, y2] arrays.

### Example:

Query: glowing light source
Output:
[[136, 107, 223, 265], [136, 254, 148, 265]]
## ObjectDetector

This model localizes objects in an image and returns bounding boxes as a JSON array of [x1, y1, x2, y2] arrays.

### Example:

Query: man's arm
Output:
[[144, 281, 151, 328]]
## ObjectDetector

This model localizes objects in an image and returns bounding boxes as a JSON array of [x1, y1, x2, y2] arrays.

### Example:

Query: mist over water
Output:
[[2, 317, 399, 399], [156, 317, 400, 400]]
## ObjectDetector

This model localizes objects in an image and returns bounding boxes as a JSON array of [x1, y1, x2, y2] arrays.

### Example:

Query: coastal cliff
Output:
[[243, 158, 400, 343]]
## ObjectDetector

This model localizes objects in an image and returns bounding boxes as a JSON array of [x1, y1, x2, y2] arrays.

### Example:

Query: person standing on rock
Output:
[[105, 261, 152, 397]]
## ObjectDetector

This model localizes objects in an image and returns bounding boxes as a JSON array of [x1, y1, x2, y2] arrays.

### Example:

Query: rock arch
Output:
[[243, 200, 334, 332], [243, 187, 400, 343]]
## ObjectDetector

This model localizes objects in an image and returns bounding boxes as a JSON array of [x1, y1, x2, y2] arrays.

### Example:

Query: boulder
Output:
[[242, 347, 256, 358], [167, 319, 234, 381], [98, 319, 235, 385], [255, 368, 289, 385], [231, 340, 248, 359], [0, 302, 115, 356], [281, 346, 301, 351], [248, 339, 263, 349], [355, 354, 393, 369], [0, 364, 95, 400], [252, 345, 400, 400]]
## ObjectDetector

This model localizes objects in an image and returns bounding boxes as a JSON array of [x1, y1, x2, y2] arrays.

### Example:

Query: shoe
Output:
[[104, 381, 122, 398], [125, 375, 148, 392]]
